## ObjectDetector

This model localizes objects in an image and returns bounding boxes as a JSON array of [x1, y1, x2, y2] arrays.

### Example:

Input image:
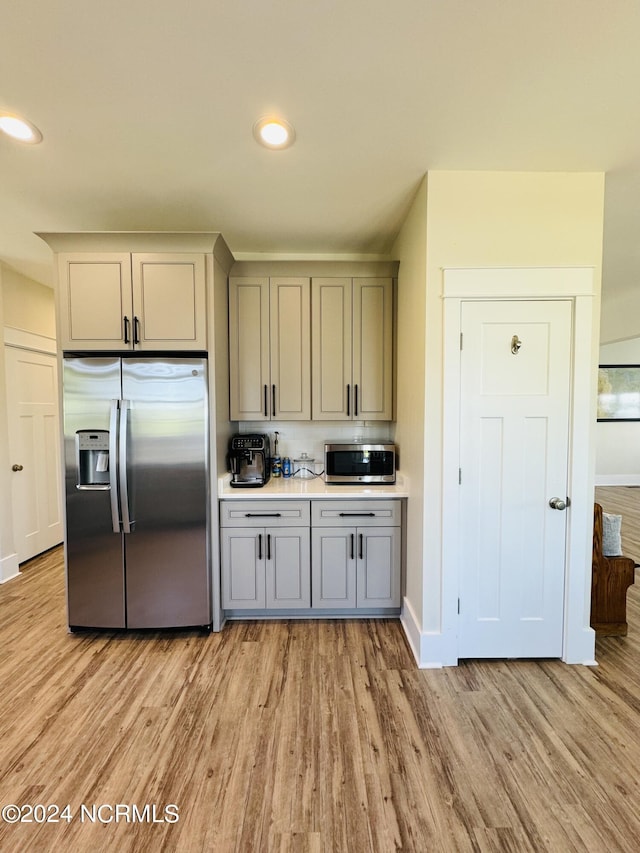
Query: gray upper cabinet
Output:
[[131, 254, 206, 350], [311, 277, 393, 420], [57, 251, 207, 351], [57, 252, 132, 351], [229, 276, 311, 421]]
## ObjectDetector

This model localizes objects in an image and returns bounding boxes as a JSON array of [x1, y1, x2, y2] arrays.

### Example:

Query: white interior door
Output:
[[458, 300, 572, 658], [5, 346, 63, 563]]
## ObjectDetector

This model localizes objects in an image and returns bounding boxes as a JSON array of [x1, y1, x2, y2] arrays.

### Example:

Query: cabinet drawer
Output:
[[220, 500, 310, 527], [311, 500, 400, 527]]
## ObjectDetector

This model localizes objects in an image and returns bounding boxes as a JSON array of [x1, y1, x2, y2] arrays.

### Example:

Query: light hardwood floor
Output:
[[1, 535, 640, 852]]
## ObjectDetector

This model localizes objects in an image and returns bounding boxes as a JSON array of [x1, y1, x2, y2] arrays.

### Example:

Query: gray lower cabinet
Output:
[[311, 500, 401, 609], [220, 500, 311, 609], [221, 527, 310, 609], [220, 498, 401, 613], [311, 524, 401, 609]]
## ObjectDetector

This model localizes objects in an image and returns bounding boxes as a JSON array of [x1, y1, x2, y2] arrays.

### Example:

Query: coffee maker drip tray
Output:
[[230, 474, 267, 488]]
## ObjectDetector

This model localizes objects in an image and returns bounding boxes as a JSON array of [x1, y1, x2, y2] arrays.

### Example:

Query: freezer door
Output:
[[122, 358, 210, 628], [63, 357, 126, 628]]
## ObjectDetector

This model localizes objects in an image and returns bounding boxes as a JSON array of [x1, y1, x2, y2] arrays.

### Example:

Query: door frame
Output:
[[441, 268, 598, 666]]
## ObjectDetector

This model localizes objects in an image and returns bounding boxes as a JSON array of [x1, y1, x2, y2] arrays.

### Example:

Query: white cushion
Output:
[[602, 512, 623, 556]]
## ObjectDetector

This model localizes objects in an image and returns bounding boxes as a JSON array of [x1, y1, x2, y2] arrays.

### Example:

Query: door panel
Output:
[[221, 529, 265, 608], [229, 277, 270, 420], [58, 254, 132, 350], [459, 300, 572, 658], [6, 347, 63, 563], [353, 278, 393, 419], [311, 278, 351, 419], [311, 527, 356, 607], [270, 278, 311, 420], [132, 254, 206, 348], [356, 527, 401, 608], [266, 527, 311, 608]]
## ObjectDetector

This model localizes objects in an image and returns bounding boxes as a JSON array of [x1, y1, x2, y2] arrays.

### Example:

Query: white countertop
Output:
[[218, 472, 409, 499]]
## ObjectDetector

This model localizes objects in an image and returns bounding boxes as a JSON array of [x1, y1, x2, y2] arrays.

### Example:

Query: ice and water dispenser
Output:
[[76, 429, 110, 489]]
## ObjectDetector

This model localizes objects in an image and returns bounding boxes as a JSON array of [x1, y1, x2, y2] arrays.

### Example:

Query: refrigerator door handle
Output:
[[109, 399, 121, 533], [119, 399, 132, 533]]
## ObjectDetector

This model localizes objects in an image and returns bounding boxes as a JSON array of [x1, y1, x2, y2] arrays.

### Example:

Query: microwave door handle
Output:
[[119, 400, 132, 533], [109, 399, 120, 533]]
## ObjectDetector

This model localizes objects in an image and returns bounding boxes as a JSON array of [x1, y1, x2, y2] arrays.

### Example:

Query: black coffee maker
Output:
[[228, 434, 271, 487]]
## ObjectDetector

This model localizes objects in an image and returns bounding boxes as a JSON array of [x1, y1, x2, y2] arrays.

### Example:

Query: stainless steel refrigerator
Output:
[[63, 356, 211, 630]]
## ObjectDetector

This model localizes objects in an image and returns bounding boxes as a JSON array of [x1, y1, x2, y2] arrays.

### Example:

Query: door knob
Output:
[[12, 464, 24, 471], [549, 497, 567, 511]]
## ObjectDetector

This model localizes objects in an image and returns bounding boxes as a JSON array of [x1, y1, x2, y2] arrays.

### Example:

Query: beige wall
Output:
[[390, 176, 428, 626], [393, 170, 605, 656], [1, 264, 56, 338], [426, 171, 605, 270]]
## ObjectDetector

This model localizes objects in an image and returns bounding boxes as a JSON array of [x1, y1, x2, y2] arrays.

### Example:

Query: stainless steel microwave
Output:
[[324, 442, 396, 484]]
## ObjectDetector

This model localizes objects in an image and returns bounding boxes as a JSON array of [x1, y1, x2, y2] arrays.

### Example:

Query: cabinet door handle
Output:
[[245, 512, 282, 518], [272, 384, 276, 417], [350, 532, 355, 560], [133, 315, 140, 345], [346, 384, 350, 417], [267, 533, 271, 561], [359, 533, 364, 560], [258, 533, 262, 560], [354, 384, 359, 417], [124, 315, 130, 344], [264, 385, 268, 418]]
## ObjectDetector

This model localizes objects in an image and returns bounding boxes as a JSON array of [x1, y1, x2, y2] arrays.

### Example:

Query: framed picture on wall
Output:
[[597, 365, 640, 421]]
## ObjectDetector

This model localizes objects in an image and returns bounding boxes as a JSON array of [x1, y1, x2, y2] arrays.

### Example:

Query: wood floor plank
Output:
[[2, 541, 640, 851]]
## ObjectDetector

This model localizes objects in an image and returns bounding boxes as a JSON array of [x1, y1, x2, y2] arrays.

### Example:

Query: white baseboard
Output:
[[595, 474, 640, 486], [0, 552, 20, 584], [563, 626, 597, 665], [400, 598, 422, 666], [400, 597, 458, 668]]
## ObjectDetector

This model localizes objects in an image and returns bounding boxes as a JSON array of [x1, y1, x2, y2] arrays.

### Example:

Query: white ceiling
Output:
[[2, 0, 640, 305]]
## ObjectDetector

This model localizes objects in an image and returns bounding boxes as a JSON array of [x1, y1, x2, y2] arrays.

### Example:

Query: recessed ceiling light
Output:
[[253, 117, 295, 150], [0, 113, 43, 144]]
